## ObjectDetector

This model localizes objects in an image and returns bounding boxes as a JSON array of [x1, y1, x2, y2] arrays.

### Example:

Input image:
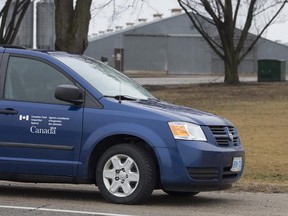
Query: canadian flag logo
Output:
[[19, 115, 29, 121]]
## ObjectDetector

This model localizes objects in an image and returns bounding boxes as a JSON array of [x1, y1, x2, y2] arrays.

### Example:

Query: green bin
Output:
[[258, 60, 286, 82]]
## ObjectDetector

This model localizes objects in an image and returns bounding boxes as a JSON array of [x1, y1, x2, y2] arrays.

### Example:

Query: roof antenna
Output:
[[118, 79, 122, 104]]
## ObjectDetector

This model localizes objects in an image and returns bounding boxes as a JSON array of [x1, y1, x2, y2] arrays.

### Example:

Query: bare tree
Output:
[[0, 0, 152, 54], [54, 0, 92, 54], [0, 0, 30, 45], [178, 0, 287, 84], [55, 0, 152, 54]]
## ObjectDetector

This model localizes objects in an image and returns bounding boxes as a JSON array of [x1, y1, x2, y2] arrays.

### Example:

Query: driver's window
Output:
[[4, 57, 74, 104]]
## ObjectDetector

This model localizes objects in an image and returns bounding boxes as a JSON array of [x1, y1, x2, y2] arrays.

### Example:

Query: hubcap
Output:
[[102, 154, 140, 197]]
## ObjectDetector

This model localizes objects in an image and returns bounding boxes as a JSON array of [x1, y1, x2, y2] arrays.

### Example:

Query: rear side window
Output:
[[4, 57, 74, 104]]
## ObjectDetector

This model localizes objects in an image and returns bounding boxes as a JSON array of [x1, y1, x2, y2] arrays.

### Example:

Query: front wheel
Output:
[[96, 144, 157, 204]]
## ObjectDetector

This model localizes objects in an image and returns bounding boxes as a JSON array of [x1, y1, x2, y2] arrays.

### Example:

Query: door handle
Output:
[[0, 109, 18, 115]]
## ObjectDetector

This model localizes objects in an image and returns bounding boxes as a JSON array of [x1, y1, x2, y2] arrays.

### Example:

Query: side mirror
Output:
[[55, 85, 84, 105]]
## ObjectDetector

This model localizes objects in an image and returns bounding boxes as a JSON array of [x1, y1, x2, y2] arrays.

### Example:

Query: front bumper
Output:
[[155, 140, 245, 192]]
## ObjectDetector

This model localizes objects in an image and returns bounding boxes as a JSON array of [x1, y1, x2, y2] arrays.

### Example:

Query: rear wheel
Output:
[[96, 144, 156, 204]]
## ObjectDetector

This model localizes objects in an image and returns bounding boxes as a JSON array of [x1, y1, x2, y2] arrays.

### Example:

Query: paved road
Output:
[[133, 75, 257, 85], [0, 181, 287, 216]]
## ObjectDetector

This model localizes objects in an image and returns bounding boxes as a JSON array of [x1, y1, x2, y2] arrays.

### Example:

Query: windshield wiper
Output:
[[104, 95, 159, 104], [104, 95, 138, 103], [114, 95, 138, 101]]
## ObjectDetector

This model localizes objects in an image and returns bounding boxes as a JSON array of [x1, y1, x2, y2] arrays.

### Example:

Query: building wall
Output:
[[257, 38, 288, 70], [211, 40, 257, 74], [85, 14, 288, 75], [123, 35, 211, 74], [85, 34, 123, 66], [124, 35, 168, 72], [211, 38, 288, 74], [257, 38, 288, 60], [166, 36, 211, 74]]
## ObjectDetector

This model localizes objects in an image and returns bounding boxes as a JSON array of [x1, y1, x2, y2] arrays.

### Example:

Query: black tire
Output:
[[96, 144, 157, 204], [163, 190, 199, 197]]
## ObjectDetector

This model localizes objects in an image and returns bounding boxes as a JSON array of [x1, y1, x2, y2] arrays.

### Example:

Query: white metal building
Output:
[[85, 12, 288, 75]]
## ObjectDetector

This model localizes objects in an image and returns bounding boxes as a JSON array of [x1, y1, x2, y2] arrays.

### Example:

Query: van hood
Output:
[[133, 100, 232, 126]]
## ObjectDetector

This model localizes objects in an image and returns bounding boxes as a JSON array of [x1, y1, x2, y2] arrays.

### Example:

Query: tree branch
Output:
[[235, 0, 257, 57], [7, 0, 30, 44], [239, 1, 287, 62], [0, 0, 12, 43], [178, 0, 224, 59], [233, 0, 241, 29]]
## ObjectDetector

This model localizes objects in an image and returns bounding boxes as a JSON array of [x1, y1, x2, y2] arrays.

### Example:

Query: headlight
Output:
[[168, 122, 207, 141]]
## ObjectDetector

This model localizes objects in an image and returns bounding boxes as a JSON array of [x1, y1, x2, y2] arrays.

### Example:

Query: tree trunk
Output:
[[224, 58, 240, 84], [0, 0, 30, 45], [55, 0, 92, 54]]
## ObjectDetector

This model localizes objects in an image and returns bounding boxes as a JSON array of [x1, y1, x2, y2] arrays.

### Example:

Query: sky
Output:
[[0, 0, 287, 44], [89, 0, 180, 35], [89, 0, 288, 44]]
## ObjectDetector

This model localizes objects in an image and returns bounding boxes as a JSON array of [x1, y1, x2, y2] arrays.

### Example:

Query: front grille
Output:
[[187, 168, 219, 180], [228, 126, 239, 146], [209, 126, 239, 147]]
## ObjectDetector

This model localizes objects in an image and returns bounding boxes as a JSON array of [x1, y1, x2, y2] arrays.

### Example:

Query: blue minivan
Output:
[[0, 46, 244, 204]]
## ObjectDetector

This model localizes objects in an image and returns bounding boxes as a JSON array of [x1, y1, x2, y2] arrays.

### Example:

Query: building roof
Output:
[[87, 10, 288, 50], [88, 13, 201, 42]]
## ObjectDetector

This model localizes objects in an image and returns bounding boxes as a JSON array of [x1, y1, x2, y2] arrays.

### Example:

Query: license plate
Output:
[[230, 157, 242, 172]]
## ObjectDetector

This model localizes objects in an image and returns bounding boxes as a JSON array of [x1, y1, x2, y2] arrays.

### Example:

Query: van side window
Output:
[[4, 57, 74, 104]]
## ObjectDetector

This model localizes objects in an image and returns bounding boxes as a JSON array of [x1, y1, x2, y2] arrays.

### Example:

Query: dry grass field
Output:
[[146, 82, 288, 191]]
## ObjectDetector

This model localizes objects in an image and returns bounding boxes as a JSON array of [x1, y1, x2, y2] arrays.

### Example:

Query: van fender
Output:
[[78, 122, 176, 178]]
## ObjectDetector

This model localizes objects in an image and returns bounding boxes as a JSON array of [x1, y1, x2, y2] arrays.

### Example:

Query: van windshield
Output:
[[53, 54, 155, 100]]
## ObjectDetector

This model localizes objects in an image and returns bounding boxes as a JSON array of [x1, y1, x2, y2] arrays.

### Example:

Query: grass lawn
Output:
[[146, 82, 288, 191]]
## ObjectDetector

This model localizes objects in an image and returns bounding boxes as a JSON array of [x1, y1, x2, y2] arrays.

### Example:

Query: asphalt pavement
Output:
[[0, 182, 287, 216]]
